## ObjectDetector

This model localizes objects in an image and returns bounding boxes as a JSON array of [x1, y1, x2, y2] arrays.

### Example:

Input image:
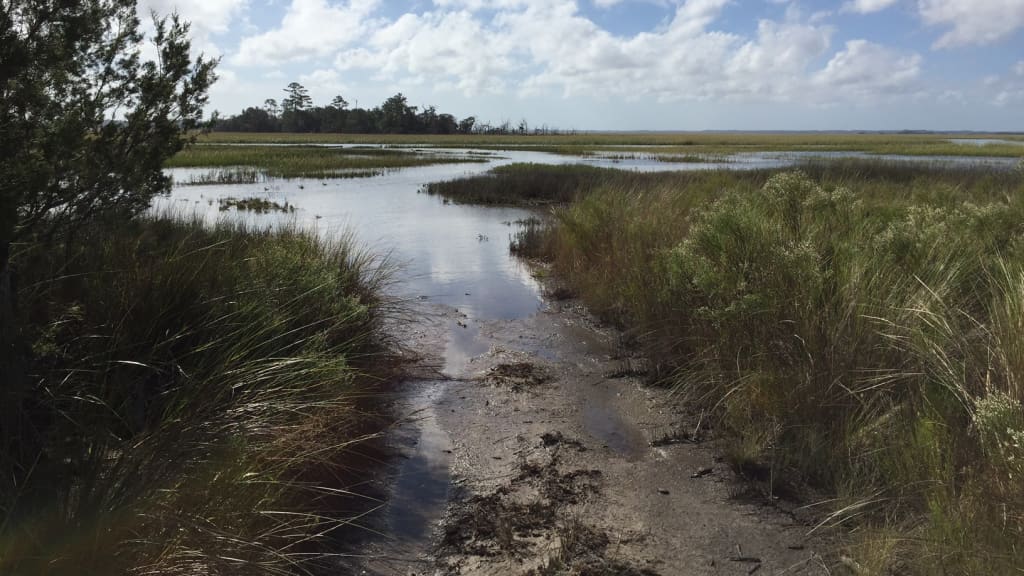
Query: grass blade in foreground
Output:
[[1, 215, 390, 575]]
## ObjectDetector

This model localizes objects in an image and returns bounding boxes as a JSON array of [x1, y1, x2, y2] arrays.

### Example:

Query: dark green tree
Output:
[[436, 113, 458, 134], [263, 98, 279, 117], [216, 106, 279, 131], [379, 92, 416, 133], [282, 81, 312, 111], [0, 0, 216, 420], [280, 82, 316, 132], [330, 95, 349, 110]]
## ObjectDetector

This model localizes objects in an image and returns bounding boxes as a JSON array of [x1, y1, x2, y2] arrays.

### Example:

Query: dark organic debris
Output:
[[691, 467, 714, 479], [650, 428, 695, 447], [515, 462, 602, 505], [485, 362, 552, 392], [440, 459, 601, 560], [540, 431, 587, 451], [438, 443, 657, 576], [546, 286, 575, 301], [605, 357, 650, 379], [439, 491, 553, 557]]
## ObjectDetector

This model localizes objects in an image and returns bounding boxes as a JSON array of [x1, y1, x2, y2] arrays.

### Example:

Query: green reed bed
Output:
[[167, 144, 486, 180], [423, 163, 646, 205], [197, 131, 1024, 158], [218, 196, 297, 213], [1, 215, 390, 575], [425, 162, 773, 206], [432, 159, 1024, 573]]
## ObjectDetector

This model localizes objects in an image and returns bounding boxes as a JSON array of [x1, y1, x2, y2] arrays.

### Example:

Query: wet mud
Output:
[[351, 290, 833, 576]]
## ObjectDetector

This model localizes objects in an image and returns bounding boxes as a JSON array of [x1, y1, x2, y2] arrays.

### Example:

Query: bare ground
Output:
[[353, 290, 834, 575]]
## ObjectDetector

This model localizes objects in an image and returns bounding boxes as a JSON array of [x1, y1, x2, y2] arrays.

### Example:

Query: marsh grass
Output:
[[655, 153, 730, 163], [196, 131, 1024, 158], [167, 144, 486, 179], [180, 166, 265, 185], [219, 196, 297, 213], [1, 214, 391, 575], [449, 160, 1024, 572], [424, 164, 626, 205], [508, 217, 551, 259], [422, 163, 758, 206]]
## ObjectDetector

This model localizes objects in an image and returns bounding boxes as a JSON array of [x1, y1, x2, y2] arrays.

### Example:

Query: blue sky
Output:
[[142, 0, 1024, 130]]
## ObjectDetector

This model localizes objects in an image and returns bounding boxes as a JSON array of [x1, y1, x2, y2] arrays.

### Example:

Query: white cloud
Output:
[[1015, 60, 1024, 76], [842, 0, 899, 14], [334, 0, 917, 105], [937, 89, 965, 104], [233, 0, 380, 66], [814, 40, 922, 97], [918, 0, 1024, 48], [724, 20, 833, 100], [222, 0, 926, 110], [299, 69, 350, 103], [141, 0, 247, 35], [336, 9, 521, 95], [139, 0, 246, 58], [994, 89, 1024, 106]]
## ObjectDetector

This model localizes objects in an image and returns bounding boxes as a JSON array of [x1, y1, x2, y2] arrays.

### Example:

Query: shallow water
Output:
[[160, 145, 1018, 312], [948, 138, 1024, 147], [163, 161, 545, 318], [384, 382, 452, 547]]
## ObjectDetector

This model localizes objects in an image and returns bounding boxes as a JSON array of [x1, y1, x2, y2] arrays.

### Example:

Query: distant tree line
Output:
[[214, 82, 573, 135]]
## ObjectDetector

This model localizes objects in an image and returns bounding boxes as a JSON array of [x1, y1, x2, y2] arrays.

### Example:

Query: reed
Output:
[[167, 144, 486, 179], [1, 214, 391, 575], [443, 159, 1024, 572]]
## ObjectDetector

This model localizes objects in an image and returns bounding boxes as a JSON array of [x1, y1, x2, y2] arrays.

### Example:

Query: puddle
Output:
[[442, 320, 490, 377], [379, 381, 453, 562], [581, 380, 648, 461]]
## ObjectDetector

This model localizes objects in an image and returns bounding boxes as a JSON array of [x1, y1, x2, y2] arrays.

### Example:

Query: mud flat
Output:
[[355, 282, 831, 575]]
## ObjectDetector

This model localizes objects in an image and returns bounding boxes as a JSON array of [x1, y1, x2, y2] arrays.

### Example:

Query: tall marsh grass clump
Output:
[[1, 215, 388, 575], [167, 144, 485, 180], [543, 168, 1024, 572], [424, 163, 629, 205]]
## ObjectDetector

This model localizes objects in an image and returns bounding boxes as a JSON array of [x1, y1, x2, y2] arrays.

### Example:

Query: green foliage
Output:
[[974, 391, 1024, 478], [0, 1, 216, 245], [198, 131, 1024, 159], [167, 144, 486, 179], [526, 164, 1024, 572], [218, 196, 296, 213], [424, 164, 626, 205], [1, 215, 386, 574], [217, 89, 473, 135], [0, 2, 217, 447], [282, 81, 312, 111]]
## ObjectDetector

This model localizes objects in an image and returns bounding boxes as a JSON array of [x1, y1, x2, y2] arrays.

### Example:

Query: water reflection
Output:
[[161, 160, 545, 321], [947, 138, 1024, 147]]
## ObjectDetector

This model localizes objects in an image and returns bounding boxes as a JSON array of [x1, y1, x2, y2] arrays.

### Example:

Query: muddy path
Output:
[[347, 277, 833, 576]]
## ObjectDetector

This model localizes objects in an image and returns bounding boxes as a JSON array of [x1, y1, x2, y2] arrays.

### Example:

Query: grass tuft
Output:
[[167, 144, 486, 180], [2, 214, 391, 575], [461, 160, 1024, 572]]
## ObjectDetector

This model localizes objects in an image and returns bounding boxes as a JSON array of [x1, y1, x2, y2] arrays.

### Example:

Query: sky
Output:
[[140, 0, 1024, 131]]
